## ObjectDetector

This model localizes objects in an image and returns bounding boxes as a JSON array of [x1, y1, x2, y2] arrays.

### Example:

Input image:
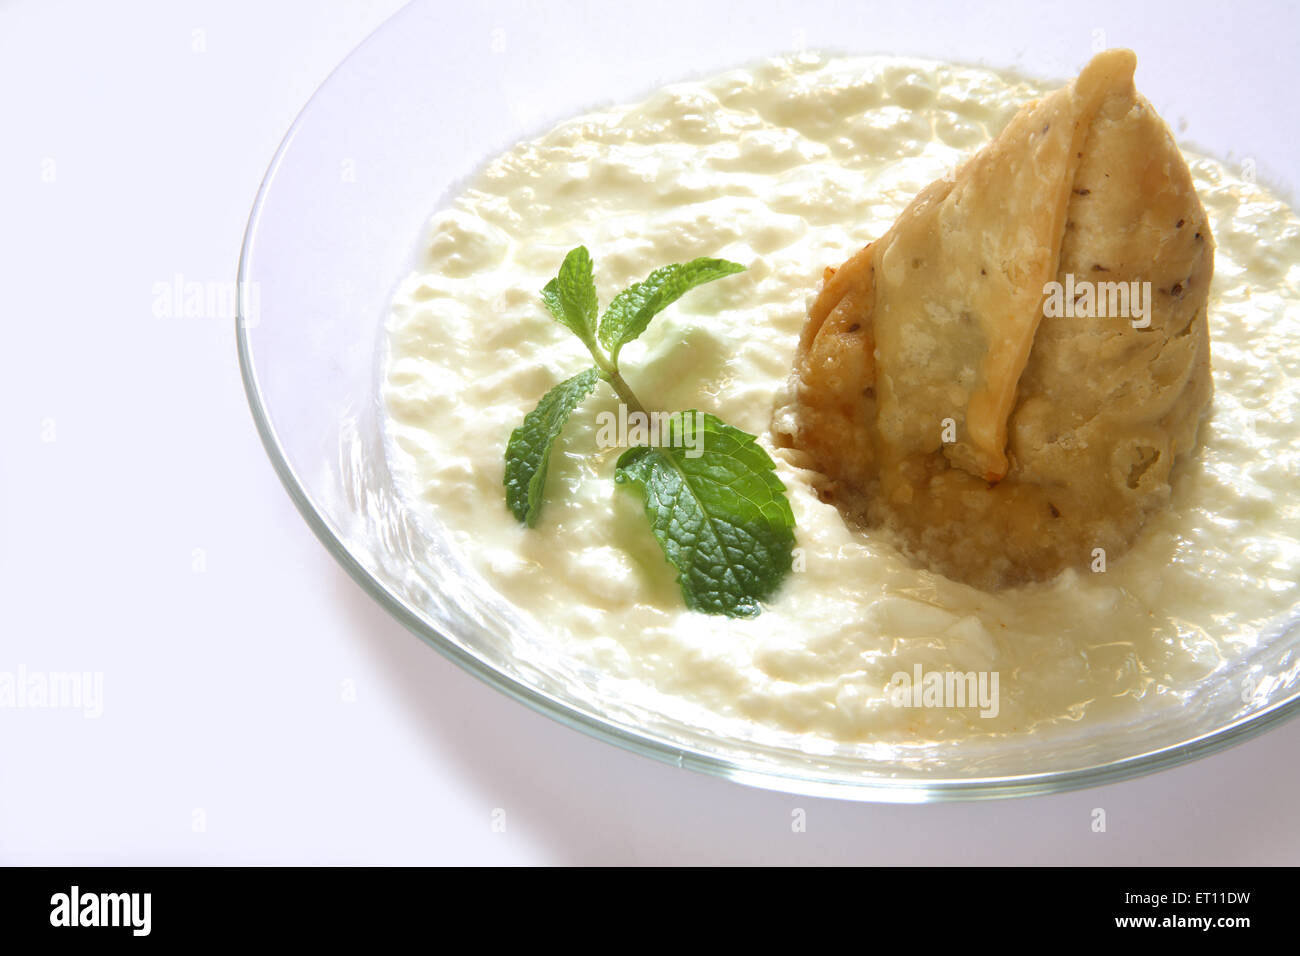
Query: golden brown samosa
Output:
[[776, 49, 1214, 589]]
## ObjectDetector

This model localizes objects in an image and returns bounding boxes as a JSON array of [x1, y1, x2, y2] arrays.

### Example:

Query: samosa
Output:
[[777, 49, 1214, 589]]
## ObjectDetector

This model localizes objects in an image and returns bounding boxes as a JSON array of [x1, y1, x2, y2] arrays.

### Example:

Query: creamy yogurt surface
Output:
[[382, 53, 1300, 747]]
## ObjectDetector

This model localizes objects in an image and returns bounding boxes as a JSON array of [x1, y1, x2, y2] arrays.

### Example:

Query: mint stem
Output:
[[602, 368, 648, 416], [585, 341, 648, 416]]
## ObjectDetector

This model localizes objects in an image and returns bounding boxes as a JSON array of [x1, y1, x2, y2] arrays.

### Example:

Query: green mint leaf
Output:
[[504, 367, 602, 526], [541, 246, 599, 346], [598, 258, 745, 361], [614, 412, 794, 618]]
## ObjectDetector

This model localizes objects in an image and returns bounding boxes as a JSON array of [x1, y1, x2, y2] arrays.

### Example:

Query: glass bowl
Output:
[[236, 0, 1300, 800]]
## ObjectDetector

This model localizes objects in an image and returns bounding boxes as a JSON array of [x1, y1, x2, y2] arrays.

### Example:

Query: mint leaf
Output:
[[598, 258, 745, 360], [614, 412, 794, 618], [504, 367, 602, 526], [541, 246, 599, 346]]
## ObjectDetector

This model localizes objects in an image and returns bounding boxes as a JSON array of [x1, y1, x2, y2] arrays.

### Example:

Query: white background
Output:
[[3, 0, 1299, 865]]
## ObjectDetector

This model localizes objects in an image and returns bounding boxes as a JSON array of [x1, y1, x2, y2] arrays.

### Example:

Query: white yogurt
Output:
[[382, 54, 1300, 745]]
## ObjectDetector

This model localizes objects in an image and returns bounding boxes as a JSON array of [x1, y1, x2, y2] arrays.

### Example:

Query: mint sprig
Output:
[[502, 246, 795, 617]]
